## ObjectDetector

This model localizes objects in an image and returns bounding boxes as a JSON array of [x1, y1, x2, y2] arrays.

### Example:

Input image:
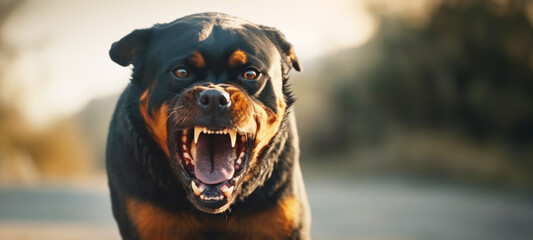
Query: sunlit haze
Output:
[[1, 0, 375, 127]]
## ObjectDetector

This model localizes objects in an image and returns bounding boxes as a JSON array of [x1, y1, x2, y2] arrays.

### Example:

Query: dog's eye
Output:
[[243, 69, 259, 80], [173, 67, 190, 78]]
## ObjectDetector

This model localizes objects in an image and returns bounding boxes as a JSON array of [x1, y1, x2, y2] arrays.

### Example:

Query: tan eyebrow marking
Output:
[[228, 50, 247, 67], [188, 51, 206, 68]]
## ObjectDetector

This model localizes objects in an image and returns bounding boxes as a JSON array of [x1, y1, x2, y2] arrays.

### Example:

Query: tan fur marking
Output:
[[126, 196, 299, 240], [223, 196, 300, 240], [126, 198, 202, 240], [245, 97, 287, 181], [228, 50, 247, 67], [189, 51, 206, 68], [139, 90, 170, 157]]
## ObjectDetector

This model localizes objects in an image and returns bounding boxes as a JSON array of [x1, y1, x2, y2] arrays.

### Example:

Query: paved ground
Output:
[[1, 177, 532, 240]]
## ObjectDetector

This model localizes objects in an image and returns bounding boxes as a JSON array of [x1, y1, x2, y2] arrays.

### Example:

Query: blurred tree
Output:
[[297, 0, 533, 186], [328, 0, 533, 146], [0, 0, 94, 183]]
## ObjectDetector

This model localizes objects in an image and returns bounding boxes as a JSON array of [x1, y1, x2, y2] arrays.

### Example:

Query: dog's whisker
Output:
[[164, 110, 178, 123], [169, 105, 185, 111]]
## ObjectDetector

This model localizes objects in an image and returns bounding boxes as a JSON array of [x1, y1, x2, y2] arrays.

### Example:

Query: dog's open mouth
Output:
[[173, 127, 250, 205]]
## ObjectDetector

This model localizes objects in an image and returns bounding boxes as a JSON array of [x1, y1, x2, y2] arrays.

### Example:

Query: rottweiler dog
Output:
[[106, 12, 311, 240]]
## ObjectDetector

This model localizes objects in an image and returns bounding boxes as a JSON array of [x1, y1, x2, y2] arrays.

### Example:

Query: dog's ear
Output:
[[109, 29, 152, 67], [260, 26, 302, 72]]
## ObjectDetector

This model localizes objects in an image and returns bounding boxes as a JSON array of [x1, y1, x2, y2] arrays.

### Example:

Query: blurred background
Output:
[[1, 0, 532, 239]]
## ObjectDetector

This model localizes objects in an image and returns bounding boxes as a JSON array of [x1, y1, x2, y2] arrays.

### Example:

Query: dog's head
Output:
[[110, 13, 300, 213]]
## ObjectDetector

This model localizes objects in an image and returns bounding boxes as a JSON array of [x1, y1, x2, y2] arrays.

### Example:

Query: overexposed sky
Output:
[[1, 0, 376, 127]]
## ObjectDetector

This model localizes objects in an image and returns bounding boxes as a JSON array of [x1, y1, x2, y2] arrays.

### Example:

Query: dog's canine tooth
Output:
[[228, 129, 237, 147], [220, 185, 234, 198], [198, 182, 206, 192], [192, 181, 202, 196], [194, 126, 202, 144]]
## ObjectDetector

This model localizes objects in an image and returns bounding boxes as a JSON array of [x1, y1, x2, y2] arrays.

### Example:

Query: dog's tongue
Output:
[[194, 134, 235, 184]]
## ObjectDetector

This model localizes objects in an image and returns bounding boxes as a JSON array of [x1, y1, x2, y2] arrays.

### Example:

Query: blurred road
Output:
[[1, 177, 532, 240]]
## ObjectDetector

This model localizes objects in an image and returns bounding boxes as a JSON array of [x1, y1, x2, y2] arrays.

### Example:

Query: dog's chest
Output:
[[126, 197, 300, 240]]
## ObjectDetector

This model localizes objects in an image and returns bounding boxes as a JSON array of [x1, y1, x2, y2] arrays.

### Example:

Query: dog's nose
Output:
[[198, 89, 231, 112]]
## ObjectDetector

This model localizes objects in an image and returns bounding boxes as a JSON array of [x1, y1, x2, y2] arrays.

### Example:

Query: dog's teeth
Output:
[[190, 143, 197, 163], [236, 152, 244, 166], [200, 195, 205, 200], [181, 135, 187, 143], [228, 129, 237, 147], [194, 126, 202, 144], [184, 152, 192, 160], [198, 182, 206, 192], [220, 185, 234, 198], [225, 191, 232, 198], [192, 181, 202, 196]]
